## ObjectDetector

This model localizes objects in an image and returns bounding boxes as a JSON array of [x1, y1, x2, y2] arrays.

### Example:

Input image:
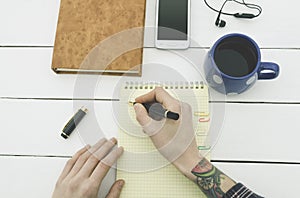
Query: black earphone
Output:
[[205, 0, 262, 28], [215, 1, 227, 27]]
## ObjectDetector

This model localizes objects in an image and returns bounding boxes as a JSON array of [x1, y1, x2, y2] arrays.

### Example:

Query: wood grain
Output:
[[0, 156, 298, 198], [52, 0, 146, 75], [0, 48, 299, 102], [1, 99, 300, 163], [1, 0, 300, 48]]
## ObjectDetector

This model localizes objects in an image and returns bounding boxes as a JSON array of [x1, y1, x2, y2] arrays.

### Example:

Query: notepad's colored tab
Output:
[[199, 117, 210, 122], [194, 111, 210, 117], [198, 146, 211, 150]]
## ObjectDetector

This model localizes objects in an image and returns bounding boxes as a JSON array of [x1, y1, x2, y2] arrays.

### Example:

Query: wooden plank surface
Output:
[[144, 0, 300, 48], [1, 99, 299, 163], [0, 0, 60, 46], [0, 156, 115, 198], [0, 156, 297, 198], [0, 99, 117, 156], [211, 103, 300, 162], [214, 162, 300, 198], [1, 0, 299, 48], [1, 1, 298, 197], [0, 156, 65, 197], [0, 48, 299, 102]]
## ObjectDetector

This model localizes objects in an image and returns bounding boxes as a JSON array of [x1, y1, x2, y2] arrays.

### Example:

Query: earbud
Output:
[[211, 0, 260, 28], [215, 18, 226, 27], [215, 9, 226, 27]]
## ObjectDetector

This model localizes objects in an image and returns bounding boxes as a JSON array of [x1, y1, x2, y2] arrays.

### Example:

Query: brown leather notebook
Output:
[[52, 0, 146, 75]]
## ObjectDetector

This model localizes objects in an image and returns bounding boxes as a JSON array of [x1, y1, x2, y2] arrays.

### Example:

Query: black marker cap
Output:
[[166, 111, 179, 120], [61, 107, 88, 139]]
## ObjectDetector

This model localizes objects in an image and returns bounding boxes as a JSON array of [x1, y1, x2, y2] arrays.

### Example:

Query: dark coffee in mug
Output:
[[205, 33, 280, 94], [213, 36, 258, 77]]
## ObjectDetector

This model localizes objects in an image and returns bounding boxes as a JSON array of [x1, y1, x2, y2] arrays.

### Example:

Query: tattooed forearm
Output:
[[191, 158, 236, 198]]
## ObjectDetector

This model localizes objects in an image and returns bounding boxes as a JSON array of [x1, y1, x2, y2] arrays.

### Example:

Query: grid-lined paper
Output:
[[117, 82, 210, 198]]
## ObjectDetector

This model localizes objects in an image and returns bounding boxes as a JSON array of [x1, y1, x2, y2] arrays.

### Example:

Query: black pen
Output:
[[130, 102, 179, 121], [61, 107, 88, 139]]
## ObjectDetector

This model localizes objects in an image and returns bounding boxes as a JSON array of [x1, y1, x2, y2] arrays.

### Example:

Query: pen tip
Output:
[[128, 101, 136, 106]]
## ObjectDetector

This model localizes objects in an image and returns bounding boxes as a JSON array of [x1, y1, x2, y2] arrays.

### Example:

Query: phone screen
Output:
[[157, 0, 188, 40]]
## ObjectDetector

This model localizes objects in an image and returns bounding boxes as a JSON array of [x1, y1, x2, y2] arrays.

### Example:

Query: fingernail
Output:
[[110, 137, 117, 144], [134, 103, 142, 112], [118, 180, 125, 187], [118, 146, 124, 154], [86, 144, 91, 149]]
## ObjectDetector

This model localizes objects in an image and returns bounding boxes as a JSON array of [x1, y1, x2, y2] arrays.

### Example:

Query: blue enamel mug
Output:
[[204, 33, 280, 94]]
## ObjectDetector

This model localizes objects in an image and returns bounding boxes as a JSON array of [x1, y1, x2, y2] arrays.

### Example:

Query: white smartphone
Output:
[[155, 0, 191, 49]]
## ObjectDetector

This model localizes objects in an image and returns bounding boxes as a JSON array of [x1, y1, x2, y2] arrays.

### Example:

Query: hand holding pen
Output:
[[133, 87, 200, 180]]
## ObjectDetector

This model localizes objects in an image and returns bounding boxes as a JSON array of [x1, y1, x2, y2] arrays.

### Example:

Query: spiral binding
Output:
[[124, 81, 205, 90]]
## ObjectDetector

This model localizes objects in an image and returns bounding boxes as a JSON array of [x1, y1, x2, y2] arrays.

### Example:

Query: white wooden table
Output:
[[1, 0, 300, 197]]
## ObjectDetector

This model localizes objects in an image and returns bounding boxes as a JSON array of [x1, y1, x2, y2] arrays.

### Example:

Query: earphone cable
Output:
[[219, 0, 230, 15], [203, 0, 262, 17], [203, 0, 234, 16], [233, 0, 262, 17]]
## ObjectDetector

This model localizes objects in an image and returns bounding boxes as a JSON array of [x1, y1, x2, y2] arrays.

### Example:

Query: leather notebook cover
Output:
[[52, 0, 146, 75]]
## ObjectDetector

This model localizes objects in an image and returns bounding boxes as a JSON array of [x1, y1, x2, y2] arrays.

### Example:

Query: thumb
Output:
[[106, 180, 125, 198], [134, 103, 151, 126], [134, 103, 165, 136]]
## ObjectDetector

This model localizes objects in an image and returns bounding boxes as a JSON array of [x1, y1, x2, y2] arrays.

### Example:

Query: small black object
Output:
[[61, 107, 88, 139], [166, 111, 180, 120], [234, 13, 256, 19], [214, 0, 228, 27], [215, 11, 226, 27], [204, 0, 262, 28]]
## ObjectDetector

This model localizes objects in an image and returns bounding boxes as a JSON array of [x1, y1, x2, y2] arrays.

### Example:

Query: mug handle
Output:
[[258, 62, 280, 80]]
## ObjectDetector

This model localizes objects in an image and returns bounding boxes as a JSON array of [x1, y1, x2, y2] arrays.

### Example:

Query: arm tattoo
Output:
[[191, 158, 236, 198]]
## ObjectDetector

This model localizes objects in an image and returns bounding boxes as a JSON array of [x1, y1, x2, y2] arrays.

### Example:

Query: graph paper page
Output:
[[117, 82, 210, 198]]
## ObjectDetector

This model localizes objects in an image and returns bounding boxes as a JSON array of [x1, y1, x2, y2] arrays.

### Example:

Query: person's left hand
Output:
[[52, 138, 124, 198]]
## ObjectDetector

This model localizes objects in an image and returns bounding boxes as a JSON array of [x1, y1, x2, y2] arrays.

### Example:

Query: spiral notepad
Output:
[[116, 82, 210, 198]]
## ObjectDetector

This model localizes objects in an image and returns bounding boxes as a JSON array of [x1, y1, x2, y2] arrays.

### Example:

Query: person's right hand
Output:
[[133, 87, 202, 180]]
